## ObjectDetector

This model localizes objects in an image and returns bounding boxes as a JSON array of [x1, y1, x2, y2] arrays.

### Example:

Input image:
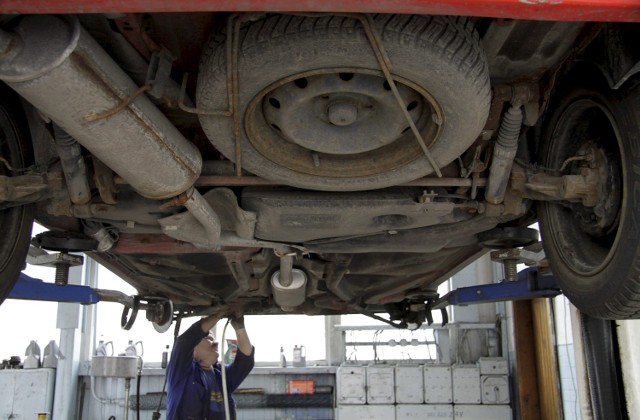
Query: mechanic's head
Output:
[[194, 335, 219, 367]]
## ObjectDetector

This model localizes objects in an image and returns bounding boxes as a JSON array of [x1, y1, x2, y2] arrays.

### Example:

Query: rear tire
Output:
[[0, 85, 34, 305], [538, 77, 640, 319]]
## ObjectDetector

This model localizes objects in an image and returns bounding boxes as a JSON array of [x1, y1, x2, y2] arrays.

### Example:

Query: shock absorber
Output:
[[485, 106, 523, 204]]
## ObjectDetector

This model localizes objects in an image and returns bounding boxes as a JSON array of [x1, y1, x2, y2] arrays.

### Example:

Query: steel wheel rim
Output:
[[545, 99, 623, 276], [244, 68, 443, 178]]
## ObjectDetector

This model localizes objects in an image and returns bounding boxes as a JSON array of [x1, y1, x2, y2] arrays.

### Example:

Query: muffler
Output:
[[0, 16, 221, 246], [271, 255, 307, 311]]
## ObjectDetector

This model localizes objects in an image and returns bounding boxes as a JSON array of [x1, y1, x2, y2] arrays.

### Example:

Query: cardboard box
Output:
[[288, 379, 314, 394]]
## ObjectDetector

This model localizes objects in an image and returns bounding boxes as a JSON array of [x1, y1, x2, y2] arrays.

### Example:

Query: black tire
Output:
[[0, 84, 34, 305], [197, 14, 490, 191], [538, 77, 640, 319]]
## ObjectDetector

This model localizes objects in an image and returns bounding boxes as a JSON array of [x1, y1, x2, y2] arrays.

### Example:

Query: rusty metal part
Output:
[[170, 187, 222, 248], [263, 72, 429, 155], [492, 83, 539, 107], [351, 13, 442, 177], [485, 83, 539, 133], [245, 68, 442, 178], [282, 12, 444, 175], [113, 14, 157, 60], [177, 14, 244, 176], [485, 105, 523, 205], [84, 84, 152, 122], [0, 174, 48, 203], [177, 13, 238, 117], [175, 175, 487, 187], [92, 157, 117, 205], [490, 246, 546, 281], [52, 124, 91, 205], [29, 251, 84, 286], [231, 15, 244, 177], [179, 73, 231, 116], [510, 151, 602, 207], [0, 15, 202, 200], [113, 233, 262, 254]]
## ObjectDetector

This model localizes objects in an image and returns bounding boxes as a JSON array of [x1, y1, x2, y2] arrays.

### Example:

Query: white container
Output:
[[423, 364, 453, 403], [0, 368, 55, 418], [452, 365, 481, 404], [481, 375, 510, 404], [337, 365, 367, 404], [396, 404, 454, 419], [367, 364, 395, 404], [337, 404, 395, 420], [478, 357, 509, 375], [395, 365, 424, 403], [454, 404, 512, 419]]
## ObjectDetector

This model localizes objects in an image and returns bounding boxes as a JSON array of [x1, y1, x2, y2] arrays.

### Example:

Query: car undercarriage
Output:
[[0, 3, 639, 328]]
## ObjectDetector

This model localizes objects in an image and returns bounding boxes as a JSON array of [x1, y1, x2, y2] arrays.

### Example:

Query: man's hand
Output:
[[229, 314, 252, 356], [200, 311, 224, 333], [230, 315, 245, 331]]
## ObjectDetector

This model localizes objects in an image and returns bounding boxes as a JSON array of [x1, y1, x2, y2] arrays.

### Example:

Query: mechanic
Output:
[[166, 312, 254, 420]]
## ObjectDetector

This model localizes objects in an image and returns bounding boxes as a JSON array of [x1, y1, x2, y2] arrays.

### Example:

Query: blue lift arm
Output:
[[10, 272, 103, 304], [431, 266, 562, 310]]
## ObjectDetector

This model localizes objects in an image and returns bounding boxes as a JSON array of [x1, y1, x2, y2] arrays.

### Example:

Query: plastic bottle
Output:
[[161, 345, 169, 368], [293, 345, 301, 365], [124, 340, 143, 356], [279, 346, 286, 368], [24, 340, 41, 369], [95, 340, 107, 356], [125, 340, 137, 356]]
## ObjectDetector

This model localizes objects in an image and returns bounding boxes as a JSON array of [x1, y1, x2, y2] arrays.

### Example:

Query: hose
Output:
[[220, 319, 232, 420], [152, 316, 182, 420]]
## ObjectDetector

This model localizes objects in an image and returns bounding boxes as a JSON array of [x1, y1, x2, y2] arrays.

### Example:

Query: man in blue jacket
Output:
[[166, 312, 255, 420]]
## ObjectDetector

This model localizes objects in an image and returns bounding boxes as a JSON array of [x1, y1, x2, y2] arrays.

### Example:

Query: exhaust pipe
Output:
[[0, 16, 220, 245]]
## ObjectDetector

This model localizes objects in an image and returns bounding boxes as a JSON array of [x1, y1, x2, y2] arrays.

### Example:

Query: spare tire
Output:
[[197, 14, 490, 191]]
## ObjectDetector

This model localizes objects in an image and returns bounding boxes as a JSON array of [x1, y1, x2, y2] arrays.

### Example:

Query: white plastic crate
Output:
[[481, 375, 510, 404], [478, 357, 509, 375], [395, 365, 424, 403], [424, 364, 453, 404], [337, 404, 395, 420], [396, 404, 454, 419], [454, 404, 512, 419], [367, 364, 395, 404], [337, 365, 367, 404], [452, 365, 481, 404], [0, 368, 55, 418]]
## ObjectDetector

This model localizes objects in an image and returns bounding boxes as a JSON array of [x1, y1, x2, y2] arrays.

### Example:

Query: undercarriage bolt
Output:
[[503, 259, 518, 282], [54, 260, 71, 286], [28, 251, 84, 286]]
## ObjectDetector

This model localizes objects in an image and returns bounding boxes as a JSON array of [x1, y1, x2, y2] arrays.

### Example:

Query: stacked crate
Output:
[[336, 358, 512, 419]]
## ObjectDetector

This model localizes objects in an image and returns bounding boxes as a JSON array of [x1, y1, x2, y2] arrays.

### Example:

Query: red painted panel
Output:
[[1, 0, 639, 22]]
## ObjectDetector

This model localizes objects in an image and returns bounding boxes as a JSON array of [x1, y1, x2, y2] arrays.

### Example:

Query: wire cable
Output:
[[220, 319, 232, 420], [152, 316, 181, 420]]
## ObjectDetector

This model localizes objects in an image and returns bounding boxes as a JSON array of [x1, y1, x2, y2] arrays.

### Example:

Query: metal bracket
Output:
[[145, 49, 175, 100]]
